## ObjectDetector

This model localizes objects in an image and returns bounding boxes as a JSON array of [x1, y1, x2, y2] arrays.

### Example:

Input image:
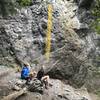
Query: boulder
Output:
[[0, 0, 98, 88], [28, 78, 44, 94]]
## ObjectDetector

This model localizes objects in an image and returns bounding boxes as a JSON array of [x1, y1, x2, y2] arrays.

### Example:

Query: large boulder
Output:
[[0, 0, 98, 88]]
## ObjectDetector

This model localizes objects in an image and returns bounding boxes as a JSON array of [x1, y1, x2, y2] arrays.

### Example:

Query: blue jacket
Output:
[[21, 66, 30, 79]]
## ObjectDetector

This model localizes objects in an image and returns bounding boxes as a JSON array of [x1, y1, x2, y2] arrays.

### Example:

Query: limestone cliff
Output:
[[0, 0, 99, 88]]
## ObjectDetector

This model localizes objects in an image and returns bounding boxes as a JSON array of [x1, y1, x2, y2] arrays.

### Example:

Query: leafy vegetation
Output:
[[0, 0, 32, 17], [92, 0, 100, 17], [17, 0, 32, 6], [92, 0, 100, 34], [0, 0, 17, 17]]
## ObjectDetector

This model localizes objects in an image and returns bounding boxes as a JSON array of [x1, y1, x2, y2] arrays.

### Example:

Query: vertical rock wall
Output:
[[0, 0, 98, 87]]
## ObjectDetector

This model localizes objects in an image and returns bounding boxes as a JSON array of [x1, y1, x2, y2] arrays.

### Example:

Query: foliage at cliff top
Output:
[[0, 0, 32, 17], [92, 0, 100, 34], [17, 0, 32, 6]]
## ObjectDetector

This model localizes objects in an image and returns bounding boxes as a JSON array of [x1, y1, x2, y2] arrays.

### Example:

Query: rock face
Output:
[[0, 0, 98, 87]]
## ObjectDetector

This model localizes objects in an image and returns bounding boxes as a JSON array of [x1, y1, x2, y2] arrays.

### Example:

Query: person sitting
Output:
[[21, 62, 30, 80], [21, 62, 37, 84], [36, 65, 49, 89]]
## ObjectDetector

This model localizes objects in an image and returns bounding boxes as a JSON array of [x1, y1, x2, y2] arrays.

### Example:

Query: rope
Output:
[[45, 4, 53, 60]]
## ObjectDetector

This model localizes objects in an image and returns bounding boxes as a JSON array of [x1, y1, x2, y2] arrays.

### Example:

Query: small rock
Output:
[[13, 85, 21, 91]]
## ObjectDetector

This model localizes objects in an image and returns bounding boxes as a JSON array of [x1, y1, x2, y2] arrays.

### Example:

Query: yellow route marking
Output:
[[45, 4, 53, 60]]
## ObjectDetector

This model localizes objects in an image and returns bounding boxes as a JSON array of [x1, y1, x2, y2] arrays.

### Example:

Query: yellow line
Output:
[[45, 4, 53, 60]]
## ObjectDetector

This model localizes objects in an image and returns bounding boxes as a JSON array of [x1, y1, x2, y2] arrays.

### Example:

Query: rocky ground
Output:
[[0, 67, 99, 100]]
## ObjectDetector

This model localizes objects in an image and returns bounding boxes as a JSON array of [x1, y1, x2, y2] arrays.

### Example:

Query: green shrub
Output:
[[0, 0, 32, 17], [91, 0, 100, 34], [17, 0, 32, 6]]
